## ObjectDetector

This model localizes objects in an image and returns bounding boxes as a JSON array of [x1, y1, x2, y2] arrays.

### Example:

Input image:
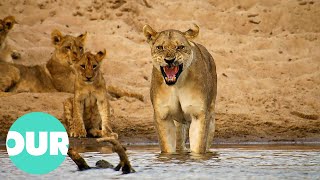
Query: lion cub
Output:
[[0, 15, 20, 63], [64, 50, 117, 138], [143, 24, 217, 154], [0, 29, 85, 92], [47, 29, 86, 93]]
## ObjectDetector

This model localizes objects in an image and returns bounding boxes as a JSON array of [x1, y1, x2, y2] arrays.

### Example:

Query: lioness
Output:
[[64, 50, 117, 138], [0, 15, 20, 63], [143, 24, 217, 154]]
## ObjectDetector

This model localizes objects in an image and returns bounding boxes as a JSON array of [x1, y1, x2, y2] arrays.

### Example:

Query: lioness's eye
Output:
[[79, 46, 83, 51], [177, 45, 185, 50], [65, 46, 71, 50], [156, 46, 163, 50], [80, 64, 85, 69], [93, 65, 97, 69]]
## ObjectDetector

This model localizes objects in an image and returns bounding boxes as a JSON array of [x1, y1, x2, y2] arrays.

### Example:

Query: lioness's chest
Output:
[[154, 85, 204, 122]]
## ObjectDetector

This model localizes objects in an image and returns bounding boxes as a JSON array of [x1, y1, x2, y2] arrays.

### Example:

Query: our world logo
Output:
[[6, 112, 69, 174]]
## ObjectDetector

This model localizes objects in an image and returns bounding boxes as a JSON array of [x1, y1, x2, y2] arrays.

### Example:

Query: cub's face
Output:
[[51, 29, 86, 65], [143, 24, 199, 85], [0, 16, 16, 48], [74, 50, 106, 84]]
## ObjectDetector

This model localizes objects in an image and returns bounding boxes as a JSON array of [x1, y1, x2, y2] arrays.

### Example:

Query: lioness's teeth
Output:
[[165, 77, 168, 81], [173, 77, 176, 81]]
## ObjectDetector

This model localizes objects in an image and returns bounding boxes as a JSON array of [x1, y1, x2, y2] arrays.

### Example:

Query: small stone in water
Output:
[[96, 160, 114, 169]]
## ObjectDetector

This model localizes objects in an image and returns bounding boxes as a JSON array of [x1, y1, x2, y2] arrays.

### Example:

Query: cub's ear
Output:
[[3, 16, 17, 31], [78, 31, 87, 43], [183, 24, 199, 40], [51, 29, 64, 46], [143, 24, 158, 44], [95, 49, 106, 63]]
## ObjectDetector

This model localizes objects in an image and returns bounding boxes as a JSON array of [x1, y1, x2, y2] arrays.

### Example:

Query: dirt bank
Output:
[[0, 0, 319, 143]]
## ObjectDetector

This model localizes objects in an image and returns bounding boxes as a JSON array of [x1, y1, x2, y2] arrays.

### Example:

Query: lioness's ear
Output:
[[96, 49, 106, 63], [3, 16, 17, 31], [51, 29, 63, 46], [78, 32, 87, 43], [143, 24, 158, 44], [183, 24, 199, 40]]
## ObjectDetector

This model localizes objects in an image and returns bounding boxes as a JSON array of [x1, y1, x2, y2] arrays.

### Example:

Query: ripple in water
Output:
[[0, 145, 319, 179]]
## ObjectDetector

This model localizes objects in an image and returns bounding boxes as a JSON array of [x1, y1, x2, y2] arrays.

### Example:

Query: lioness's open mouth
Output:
[[160, 64, 183, 85]]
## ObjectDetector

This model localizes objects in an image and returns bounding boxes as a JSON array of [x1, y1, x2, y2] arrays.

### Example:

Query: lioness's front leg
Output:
[[189, 113, 210, 154], [69, 95, 87, 137], [154, 110, 176, 153], [97, 95, 118, 139]]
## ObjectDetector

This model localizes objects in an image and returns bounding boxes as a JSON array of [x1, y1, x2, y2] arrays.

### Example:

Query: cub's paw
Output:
[[68, 129, 87, 138], [88, 129, 104, 137], [110, 132, 118, 140], [100, 130, 118, 140]]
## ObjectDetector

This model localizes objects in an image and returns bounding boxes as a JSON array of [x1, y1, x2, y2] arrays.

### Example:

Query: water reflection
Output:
[[0, 144, 319, 179], [157, 151, 220, 162]]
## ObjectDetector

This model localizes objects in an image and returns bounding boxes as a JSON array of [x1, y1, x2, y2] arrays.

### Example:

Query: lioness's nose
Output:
[[164, 57, 176, 64], [86, 76, 92, 80]]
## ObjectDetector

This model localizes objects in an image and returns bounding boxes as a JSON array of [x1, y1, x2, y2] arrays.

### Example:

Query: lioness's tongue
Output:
[[164, 66, 178, 78]]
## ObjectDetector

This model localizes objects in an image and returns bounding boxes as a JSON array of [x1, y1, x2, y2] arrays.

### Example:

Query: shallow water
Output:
[[1, 144, 320, 179]]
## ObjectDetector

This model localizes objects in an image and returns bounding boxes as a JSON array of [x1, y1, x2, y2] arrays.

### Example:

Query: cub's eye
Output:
[[93, 64, 97, 69], [65, 46, 71, 50], [79, 46, 83, 51], [80, 64, 85, 69], [156, 45, 163, 50], [177, 45, 185, 50]]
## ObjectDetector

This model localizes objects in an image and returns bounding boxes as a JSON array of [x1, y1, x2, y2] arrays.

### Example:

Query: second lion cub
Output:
[[64, 50, 117, 138]]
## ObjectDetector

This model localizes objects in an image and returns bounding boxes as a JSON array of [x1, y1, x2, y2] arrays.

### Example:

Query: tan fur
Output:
[[0, 62, 20, 91], [64, 50, 117, 138], [1, 63, 56, 92], [143, 24, 217, 154], [0, 30, 85, 93], [46, 29, 86, 93], [0, 16, 20, 63]]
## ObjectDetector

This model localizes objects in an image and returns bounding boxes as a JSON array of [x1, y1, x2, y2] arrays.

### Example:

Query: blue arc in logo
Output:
[[6, 112, 69, 175]]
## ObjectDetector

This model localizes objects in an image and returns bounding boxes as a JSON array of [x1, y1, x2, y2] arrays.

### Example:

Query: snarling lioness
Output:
[[143, 24, 217, 154], [64, 50, 117, 139]]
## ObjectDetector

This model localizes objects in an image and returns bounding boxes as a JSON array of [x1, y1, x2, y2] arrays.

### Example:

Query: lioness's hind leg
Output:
[[206, 118, 215, 151], [174, 120, 187, 152]]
